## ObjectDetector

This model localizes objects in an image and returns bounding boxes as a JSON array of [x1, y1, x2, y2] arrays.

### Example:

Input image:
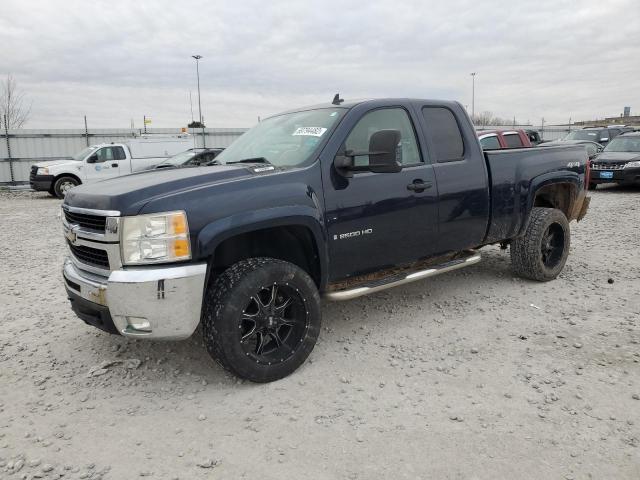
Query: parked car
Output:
[[563, 127, 621, 146], [607, 125, 634, 135], [477, 129, 533, 150], [61, 97, 590, 382], [30, 134, 193, 198], [154, 148, 225, 169], [525, 129, 543, 145], [588, 132, 640, 189], [539, 140, 604, 160]]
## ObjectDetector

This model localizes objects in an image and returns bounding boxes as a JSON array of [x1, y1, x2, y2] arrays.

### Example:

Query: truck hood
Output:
[[596, 152, 640, 162], [64, 164, 270, 215], [33, 158, 78, 168]]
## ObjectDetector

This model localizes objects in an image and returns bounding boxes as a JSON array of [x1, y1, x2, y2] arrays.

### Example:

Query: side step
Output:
[[324, 253, 481, 301]]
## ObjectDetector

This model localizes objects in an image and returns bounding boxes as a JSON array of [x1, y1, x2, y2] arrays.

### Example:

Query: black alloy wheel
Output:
[[510, 207, 570, 281], [202, 257, 321, 382], [239, 283, 309, 365], [540, 222, 565, 269]]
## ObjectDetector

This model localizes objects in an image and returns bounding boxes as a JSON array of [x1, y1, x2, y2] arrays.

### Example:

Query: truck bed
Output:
[[483, 144, 587, 244]]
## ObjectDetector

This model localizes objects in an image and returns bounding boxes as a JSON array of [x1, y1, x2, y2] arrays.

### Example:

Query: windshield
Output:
[[214, 108, 346, 168], [73, 146, 97, 161], [604, 136, 640, 152], [159, 150, 198, 166], [564, 130, 603, 141]]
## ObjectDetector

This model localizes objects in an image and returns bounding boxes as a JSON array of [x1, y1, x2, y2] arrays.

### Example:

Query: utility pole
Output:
[[189, 90, 195, 124], [143, 115, 147, 134], [84, 115, 89, 147], [192, 55, 205, 148], [4, 114, 15, 184], [470, 72, 476, 122]]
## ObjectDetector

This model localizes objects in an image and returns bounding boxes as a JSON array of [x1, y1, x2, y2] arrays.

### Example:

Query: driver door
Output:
[[324, 106, 440, 280], [85, 146, 125, 182]]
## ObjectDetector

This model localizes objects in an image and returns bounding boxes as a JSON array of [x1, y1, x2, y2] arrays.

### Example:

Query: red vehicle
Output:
[[477, 129, 533, 150]]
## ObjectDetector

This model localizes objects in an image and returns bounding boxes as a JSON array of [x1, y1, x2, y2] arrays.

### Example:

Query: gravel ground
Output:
[[0, 188, 639, 480]]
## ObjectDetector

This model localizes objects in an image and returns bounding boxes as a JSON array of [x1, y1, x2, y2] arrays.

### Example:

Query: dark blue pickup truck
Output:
[[61, 97, 590, 382]]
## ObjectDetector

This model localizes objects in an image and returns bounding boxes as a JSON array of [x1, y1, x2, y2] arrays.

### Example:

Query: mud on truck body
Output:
[[61, 98, 590, 382]]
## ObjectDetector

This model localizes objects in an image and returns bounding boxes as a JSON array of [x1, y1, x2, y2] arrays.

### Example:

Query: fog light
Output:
[[126, 316, 151, 332]]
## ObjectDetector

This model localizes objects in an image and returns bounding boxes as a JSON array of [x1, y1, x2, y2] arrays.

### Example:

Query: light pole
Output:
[[470, 72, 476, 122], [192, 55, 205, 147]]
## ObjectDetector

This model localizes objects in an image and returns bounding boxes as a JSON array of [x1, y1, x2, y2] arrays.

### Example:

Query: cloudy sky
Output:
[[1, 0, 638, 128]]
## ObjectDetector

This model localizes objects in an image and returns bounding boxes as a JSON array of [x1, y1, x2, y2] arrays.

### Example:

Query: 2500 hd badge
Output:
[[333, 228, 373, 240]]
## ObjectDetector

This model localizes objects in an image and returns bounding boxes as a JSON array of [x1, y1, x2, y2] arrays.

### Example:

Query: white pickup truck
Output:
[[30, 134, 193, 198]]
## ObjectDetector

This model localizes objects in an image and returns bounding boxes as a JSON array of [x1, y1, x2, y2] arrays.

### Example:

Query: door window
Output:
[[94, 146, 125, 162], [479, 135, 501, 150], [421, 107, 464, 162], [503, 134, 524, 148], [344, 108, 421, 167]]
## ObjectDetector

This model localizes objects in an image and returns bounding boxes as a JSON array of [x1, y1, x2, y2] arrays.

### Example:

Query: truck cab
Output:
[[30, 134, 192, 198]]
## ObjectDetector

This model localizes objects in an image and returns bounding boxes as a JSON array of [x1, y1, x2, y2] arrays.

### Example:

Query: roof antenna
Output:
[[332, 93, 344, 105]]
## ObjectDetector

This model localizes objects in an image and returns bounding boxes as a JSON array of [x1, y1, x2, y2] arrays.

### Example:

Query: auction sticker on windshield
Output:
[[293, 127, 327, 137]]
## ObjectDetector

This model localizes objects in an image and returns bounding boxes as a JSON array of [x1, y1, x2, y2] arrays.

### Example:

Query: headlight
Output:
[[120, 211, 191, 265], [623, 161, 640, 169], [36, 167, 49, 175]]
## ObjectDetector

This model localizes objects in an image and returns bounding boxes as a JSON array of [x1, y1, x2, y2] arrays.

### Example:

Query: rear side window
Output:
[[479, 135, 501, 150], [113, 146, 126, 160], [503, 134, 523, 148], [421, 107, 464, 162]]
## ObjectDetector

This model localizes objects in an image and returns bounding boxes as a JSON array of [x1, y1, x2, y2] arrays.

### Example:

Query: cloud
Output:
[[0, 0, 638, 127]]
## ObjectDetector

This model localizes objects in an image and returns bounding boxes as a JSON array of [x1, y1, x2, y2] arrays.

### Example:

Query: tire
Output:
[[53, 176, 79, 198], [510, 207, 570, 282], [202, 257, 321, 383], [588, 182, 597, 190]]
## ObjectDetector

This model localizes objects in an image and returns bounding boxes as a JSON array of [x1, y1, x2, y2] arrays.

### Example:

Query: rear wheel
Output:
[[53, 176, 79, 198], [510, 207, 570, 281], [202, 258, 321, 382]]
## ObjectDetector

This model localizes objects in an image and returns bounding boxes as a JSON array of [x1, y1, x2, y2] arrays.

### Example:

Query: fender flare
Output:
[[520, 171, 582, 235], [196, 205, 329, 290]]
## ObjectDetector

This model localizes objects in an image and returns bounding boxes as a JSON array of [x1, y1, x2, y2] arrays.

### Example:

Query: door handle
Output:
[[111, 163, 118, 168], [407, 180, 432, 192]]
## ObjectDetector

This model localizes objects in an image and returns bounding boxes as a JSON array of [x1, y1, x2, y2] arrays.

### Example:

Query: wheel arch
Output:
[[53, 172, 82, 184], [197, 208, 328, 291], [521, 174, 582, 236]]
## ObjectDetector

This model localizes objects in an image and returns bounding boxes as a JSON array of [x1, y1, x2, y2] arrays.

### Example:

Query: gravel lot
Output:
[[1, 187, 639, 480]]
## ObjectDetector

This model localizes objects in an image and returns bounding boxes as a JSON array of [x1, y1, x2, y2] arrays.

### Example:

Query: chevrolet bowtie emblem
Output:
[[65, 226, 78, 244]]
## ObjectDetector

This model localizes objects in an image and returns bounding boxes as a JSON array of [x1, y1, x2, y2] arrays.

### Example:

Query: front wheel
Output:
[[510, 207, 570, 281], [202, 258, 321, 382], [53, 176, 79, 198]]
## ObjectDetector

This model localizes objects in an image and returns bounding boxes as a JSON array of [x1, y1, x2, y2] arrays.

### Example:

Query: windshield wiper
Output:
[[226, 157, 272, 165]]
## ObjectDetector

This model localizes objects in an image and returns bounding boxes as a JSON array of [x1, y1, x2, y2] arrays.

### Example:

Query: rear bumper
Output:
[[590, 167, 640, 184], [30, 174, 54, 191], [63, 258, 207, 340]]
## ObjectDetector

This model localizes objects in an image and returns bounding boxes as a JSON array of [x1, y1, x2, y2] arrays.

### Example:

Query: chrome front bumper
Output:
[[63, 258, 207, 340]]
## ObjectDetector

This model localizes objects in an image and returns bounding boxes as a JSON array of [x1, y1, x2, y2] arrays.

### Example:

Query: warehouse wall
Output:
[[0, 127, 247, 183]]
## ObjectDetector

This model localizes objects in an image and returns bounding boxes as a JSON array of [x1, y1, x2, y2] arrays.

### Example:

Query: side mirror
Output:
[[334, 129, 403, 177], [86, 154, 98, 164]]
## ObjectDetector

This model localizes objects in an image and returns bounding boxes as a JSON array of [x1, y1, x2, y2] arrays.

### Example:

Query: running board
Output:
[[324, 253, 481, 301]]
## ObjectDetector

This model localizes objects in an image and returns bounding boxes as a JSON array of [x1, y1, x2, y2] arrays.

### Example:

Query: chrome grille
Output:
[[67, 241, 110, 268], [63, 210, 107, 231], [591, 162, 626, 170]]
